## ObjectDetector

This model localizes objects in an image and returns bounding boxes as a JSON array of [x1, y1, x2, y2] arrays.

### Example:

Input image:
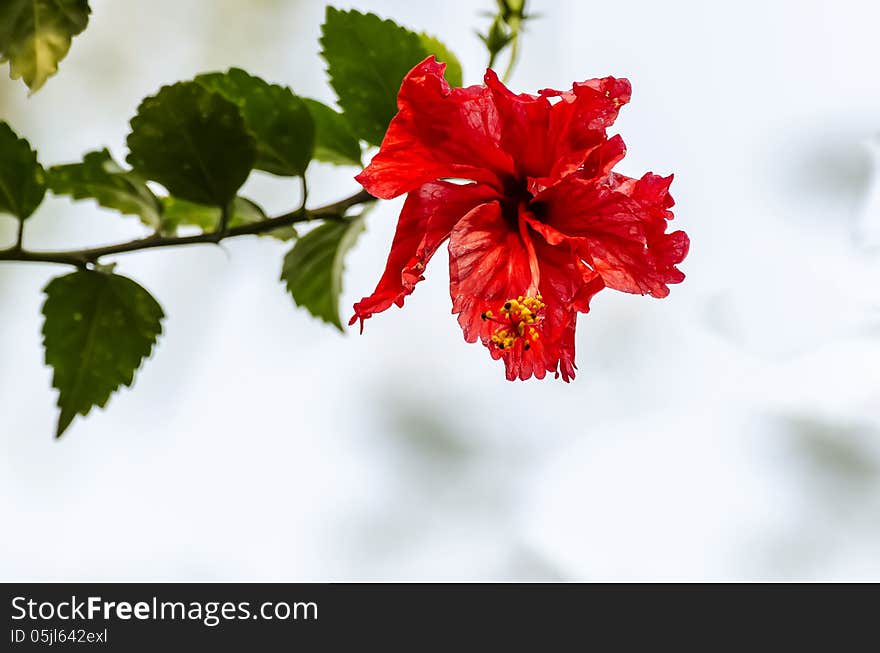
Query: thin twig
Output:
[[0, 189, 375, 268]]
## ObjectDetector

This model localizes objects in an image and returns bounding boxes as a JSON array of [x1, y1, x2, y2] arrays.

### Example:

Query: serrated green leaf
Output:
[[302, 98, 361, 166], [47, 148, 162, 228], [159, 195, 294, 241], [42, 270, 164, 438], [281, 216, 364, 330], [0, 121, 45, 221], [320, 8, 431, 146], [0, 0, 90, 92], [195, 68, 314, 177], [419, 33, 463, 87], [126, 81, 256, 207]]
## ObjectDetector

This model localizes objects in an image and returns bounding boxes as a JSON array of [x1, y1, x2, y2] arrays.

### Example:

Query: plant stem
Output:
[[299, 176, 309, 212], [14, 219, 24, 251], [501, 17, 521, 84], [214, 199, 233, 240], [488, 48, 499, 71], [0, 189, 374, 269]]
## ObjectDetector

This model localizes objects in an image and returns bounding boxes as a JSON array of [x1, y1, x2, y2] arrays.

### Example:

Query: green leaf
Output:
[[0, 0, 90, 92], [47, 148, 162, 228], [320, 7, 462, 146], [195, 68, 314, 177], [0, 121, 45, 221], [159, 195, 294, 241], [126, 81, 257, 207], [42, 269, 164, 438], [281, 216, 364, 330], [302, 98, 361, 167], [419, 33, 463, 87]]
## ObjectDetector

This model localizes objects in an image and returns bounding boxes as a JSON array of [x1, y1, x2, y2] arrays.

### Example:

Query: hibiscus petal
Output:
[[350, 181, 499, 330], [543, 76, 632, 183], [484, 69, 632, 187], [484, 69, 553, 178], [526, 134, 627, 203], [356, 57, 515, 199], [448, 201, 604, 381], [580, 134, 627, 180], [448, 201, 531, 341], [537, 172, 688, 298], [531, 233, 605, 381]]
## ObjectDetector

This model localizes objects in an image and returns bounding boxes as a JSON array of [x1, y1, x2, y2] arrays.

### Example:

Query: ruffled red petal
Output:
[[530, 234, 604, 381], [356, 57, 515, 200], [483, 69, 553, 178], [537, 172, 689, 298], [448, 201, 532, 341], [580, 134, 627, 179], [448, 201, 605, 381], [483, 69, 631, 187], [448, 202, 551, 380], [350, 181, 499, 330]]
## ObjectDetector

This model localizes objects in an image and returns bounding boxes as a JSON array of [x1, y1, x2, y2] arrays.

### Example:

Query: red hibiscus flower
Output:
[[351, 57, 689, 381]]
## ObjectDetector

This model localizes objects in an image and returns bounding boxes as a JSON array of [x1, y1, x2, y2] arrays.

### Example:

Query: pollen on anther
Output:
[[489, 295, 545, 352]]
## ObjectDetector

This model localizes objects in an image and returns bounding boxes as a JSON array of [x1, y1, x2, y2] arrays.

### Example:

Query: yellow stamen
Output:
[[488, 294, 545, 352]]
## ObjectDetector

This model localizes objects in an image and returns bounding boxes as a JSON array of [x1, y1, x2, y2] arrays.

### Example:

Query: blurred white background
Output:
[[2, 0, 880, 581]]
